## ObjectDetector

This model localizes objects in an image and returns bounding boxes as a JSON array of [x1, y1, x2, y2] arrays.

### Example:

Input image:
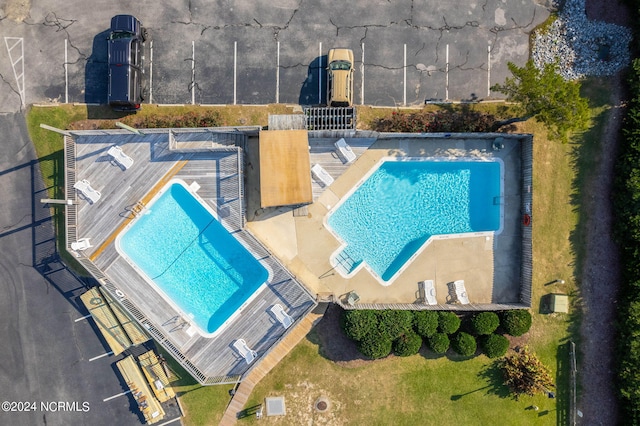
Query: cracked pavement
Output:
[[0, 0, 550, 109]]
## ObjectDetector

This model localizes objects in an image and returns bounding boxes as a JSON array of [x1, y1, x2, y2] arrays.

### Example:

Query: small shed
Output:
[[549, 293, 569, 313]]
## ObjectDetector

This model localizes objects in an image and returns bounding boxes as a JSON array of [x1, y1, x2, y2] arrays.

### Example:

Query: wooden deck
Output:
[[67, 129, 317, 384], [308, 137, 376, 199], [116, 355, 165, 424], [219, 305, 328, 425]]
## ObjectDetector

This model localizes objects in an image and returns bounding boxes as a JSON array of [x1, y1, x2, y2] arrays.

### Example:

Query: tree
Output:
[[413, 310, 439, 338], [438, 311, 461, 334], [470, 312, 500, 335], [498, 346, 555, 399], [428, 332, 450, 354], [357, 331, 393, 360], [341, 310, 378, 341], [481, 334, 510, 359], [491, 60, 590, 142], [393, 330, 423, 357], [501, 310, 532, 337], [452, 332, 477, 356], [378, 310, 414, 340]]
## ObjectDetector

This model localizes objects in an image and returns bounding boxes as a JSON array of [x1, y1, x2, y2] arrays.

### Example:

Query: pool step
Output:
[[334, 249, 357, 274]]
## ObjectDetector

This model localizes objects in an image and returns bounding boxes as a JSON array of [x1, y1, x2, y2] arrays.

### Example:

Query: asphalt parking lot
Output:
[[0, 0, 550, 112]]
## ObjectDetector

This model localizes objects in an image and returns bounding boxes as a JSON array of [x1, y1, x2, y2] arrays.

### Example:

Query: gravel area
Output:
[[532, 0, 632, 79]]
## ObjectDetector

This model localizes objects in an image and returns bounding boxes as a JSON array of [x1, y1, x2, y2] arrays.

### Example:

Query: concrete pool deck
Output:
[[246, 133, 528, 308]]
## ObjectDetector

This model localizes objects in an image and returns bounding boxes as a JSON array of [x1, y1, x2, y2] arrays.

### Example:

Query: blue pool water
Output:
[[327, 159, 502, 282], [118, 182, 268, 335]]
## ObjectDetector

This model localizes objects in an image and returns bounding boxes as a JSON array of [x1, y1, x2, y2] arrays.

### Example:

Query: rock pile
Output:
[[532, 0, 632, 80]]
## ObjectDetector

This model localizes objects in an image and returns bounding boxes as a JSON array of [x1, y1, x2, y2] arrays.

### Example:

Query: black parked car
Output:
[[108, 15, 146, 110]]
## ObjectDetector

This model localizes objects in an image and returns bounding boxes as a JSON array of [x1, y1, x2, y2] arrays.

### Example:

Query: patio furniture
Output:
[[108, 145, 134, 170], [270, 303, 294, 329], [311, 163, 334, 187], [346, 291, 360, 306], [233, 339, 258, 364], [334, 138, 356, 164], [73, 179, 101, 203], [419, 280, 437, 305], [454, 280, 470, 304], [71, 238, 92, 251]]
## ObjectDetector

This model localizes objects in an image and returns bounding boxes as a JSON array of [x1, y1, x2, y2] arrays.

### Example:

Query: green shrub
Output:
[[471, 312, 500, 335], [428, 332, 450, 354], [378, 310, 414, 340], [341, 310, 378, 341], [452, 332, 477, 356], [501, 310, 532, 336], [413, 310, 439, 337], [481, 334, 510, 358], [374, 108, 496, 133], [393, 330, 423, 357], [357, 331, 393, 360], [438, 311, 461, 334]]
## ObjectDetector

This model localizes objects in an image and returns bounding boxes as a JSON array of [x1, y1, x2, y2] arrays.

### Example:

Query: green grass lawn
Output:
[[24, 81, 611, 424]]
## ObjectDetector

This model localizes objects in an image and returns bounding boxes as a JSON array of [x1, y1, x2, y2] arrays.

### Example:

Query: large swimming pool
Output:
[[116, 179, 269, 337], [326, 158, 503, 284]]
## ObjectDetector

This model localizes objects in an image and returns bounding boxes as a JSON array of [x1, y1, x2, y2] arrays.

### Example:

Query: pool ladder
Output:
[[132, 201, 146, 217]]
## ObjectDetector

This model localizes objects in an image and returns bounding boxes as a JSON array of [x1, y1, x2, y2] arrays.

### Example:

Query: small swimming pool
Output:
[[116, 179, 269, 337], [326, 157, 503, 285]]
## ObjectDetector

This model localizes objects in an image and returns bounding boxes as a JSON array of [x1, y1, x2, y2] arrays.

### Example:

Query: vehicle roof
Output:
[[110, 15, 140, 33]]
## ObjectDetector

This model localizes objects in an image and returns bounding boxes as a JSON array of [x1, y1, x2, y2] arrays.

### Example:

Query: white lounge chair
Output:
[[454, 280, 470, 304], [311, 164, 334, 187], [346, 291, 360, 306], [73, 179, 101, 204], [233, 339, 258, 364], [420, 280, 437, 305], [334, 138, 356, 164], [71, 238, 92, 251], [108, 145, 134, 170], [270, 304, 294, 329]]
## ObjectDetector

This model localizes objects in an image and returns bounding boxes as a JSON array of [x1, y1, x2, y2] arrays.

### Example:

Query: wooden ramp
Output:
[[219, 306, 327, 425], [117, 355, 166, 424], [100, 288, 150, 345], [138, 350, 176, 403], [80, 288, 131, 355]]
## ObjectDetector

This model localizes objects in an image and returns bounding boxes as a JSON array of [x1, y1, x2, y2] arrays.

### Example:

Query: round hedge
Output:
[[393, 330, 423, 357], [357, 331, 393, 359], [378, 310, 414, 340], [452, 332, 477, 356], [428, 332, 450, 354], [501, 310, 532, 336], [341, 309, 378, 341], [413, 310, 439, 338], [481, 334, 510, 358], [438, 311, 461, 334], [471, 312, 500, 335]]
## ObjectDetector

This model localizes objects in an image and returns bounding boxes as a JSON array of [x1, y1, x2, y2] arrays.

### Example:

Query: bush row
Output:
[[373, 108, 497, 133], [341, 309, 531, 360], [613, 56, 640, 422]]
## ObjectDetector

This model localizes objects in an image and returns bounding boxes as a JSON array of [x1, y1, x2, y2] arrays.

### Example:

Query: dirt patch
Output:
[[4, 0, 31, 22], [313, 304, 373, 368]]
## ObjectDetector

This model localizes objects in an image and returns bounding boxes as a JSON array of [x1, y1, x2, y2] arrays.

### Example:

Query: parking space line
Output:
[[74, 314, 91, 322], [191, 41, 195, 105], [89, 351, 113, 362], [445, 44, 449, 101], [403, 44, 406, 106], [65, 39, 68, 103], [361, 43, 365, 105], [149, 40, 153, 104], [103, 390, 131, 402], [156, 417, 182, 426], [487, 43, 491, 97], [318, 42, 322, 104], [276, 41, 280, 104], [233, 41, 237, 105]]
